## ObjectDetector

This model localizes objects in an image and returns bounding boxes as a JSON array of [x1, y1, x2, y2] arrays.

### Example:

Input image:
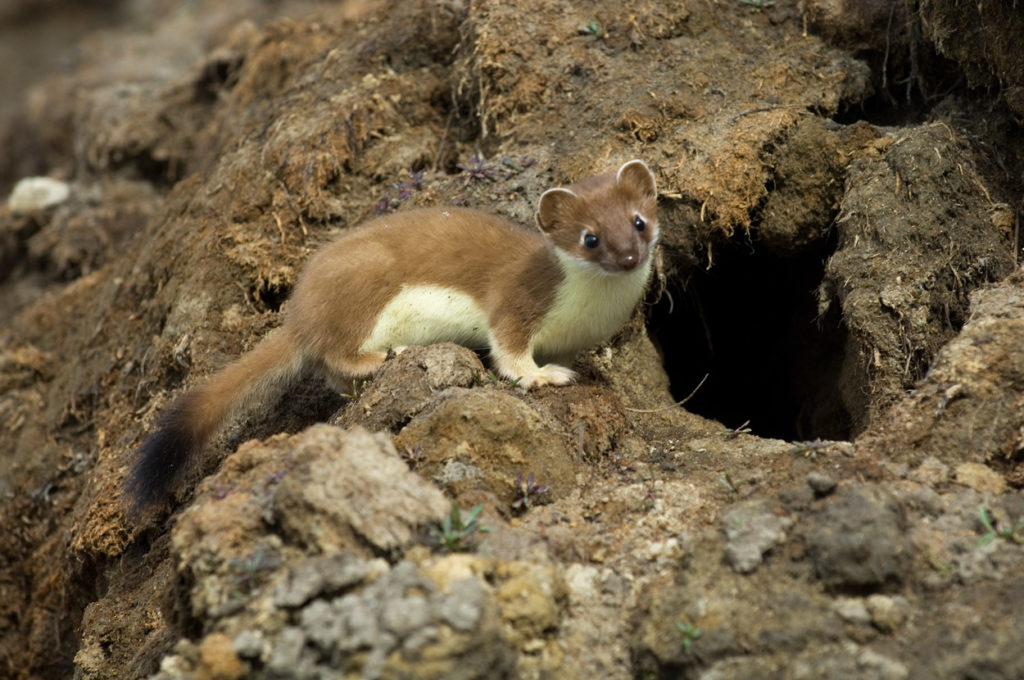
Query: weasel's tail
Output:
[[125, 328, 302, 512]]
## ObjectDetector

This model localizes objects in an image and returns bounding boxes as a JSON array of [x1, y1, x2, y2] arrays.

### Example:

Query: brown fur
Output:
[[537, 161, 658, 273], [126, 160, 659, 510], [287, 207, 562, 375]]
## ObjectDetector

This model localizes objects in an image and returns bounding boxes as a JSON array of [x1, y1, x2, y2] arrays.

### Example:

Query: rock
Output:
[[274, 552, 371, 608], [341, 343, 485, 432], [722, 500, 793, 573], [832, 597, 871, 625], [494, 562, 564, 641], [231, 630, 265, 660], [424, 553, 493, 591], [856, 648, 909, 680], [171, 426, 450, 621], [265, 627, 309, 678], [382, 594, 432, 637], [299, 599, 346, 653], [640, 536, 684, 562], [805, 485, 912, 592], [437, 578, 486, 632], [865, 594, 908, 633], [807, 471, 838, 496], [908, 456, 950, 485], [393, 389, 575, 500], [267, 425, 450, 553], [276, 558, 528, 678], [786, 644, 908, 680], [7, 176, 70, 213], [891, 481, 943, 516], [562, 564, 632, 679], [196, 633, 246, 680], [953, 462, 1006, 495]]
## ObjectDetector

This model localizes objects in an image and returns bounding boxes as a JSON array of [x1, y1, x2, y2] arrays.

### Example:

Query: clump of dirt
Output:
[[920, 0, 1024, 116], [823, 122, 1016, 430], [859, 268, 1024, 468], [1, 1, 1024, 679]]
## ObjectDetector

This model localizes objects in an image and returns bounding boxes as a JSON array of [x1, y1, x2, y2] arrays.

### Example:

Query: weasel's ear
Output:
[[536, 187, 581, 231], [616, 159, 657, 199]]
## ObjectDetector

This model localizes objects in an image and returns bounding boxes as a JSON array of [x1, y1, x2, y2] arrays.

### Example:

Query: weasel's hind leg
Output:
[[320, 350, 388, 396]]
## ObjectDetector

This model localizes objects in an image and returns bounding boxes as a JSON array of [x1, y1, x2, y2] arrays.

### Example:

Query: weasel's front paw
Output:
[[520, 364, 577, 389]]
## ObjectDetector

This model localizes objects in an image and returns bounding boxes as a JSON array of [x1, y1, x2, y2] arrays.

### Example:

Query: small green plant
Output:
[[717, 470, 741, 495], [675, 621, 703, 653], [790, 438, 830, 459], [976, 506, 1024, 547], [581, 20, 609, 40], [738, 0, 774, 9], [924, 550, 954, 576], [720, 420, 751, 439], [485, 369, 522, 389], [341, 379, 370, 400], [431, 501, 490, 552], [228, 546, 281, 598], [512, 471, 551, 511]]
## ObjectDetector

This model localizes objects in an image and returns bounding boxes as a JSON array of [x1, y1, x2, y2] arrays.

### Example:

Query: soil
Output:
[[1, 0, 1023, 678]]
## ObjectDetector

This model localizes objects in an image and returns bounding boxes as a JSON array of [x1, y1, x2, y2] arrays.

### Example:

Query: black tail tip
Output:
[[123, 418, 200, 514]]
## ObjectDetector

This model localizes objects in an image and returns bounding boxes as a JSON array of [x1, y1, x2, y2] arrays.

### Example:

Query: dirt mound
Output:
[[1, 1, 1023, 678]]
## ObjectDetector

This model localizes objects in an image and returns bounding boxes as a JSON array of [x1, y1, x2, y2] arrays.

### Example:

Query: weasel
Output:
[[126, 159, 659, 510]]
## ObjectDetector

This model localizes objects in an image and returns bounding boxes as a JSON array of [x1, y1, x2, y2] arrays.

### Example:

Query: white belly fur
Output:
[[359, 284, 491, 353], [359, 253, 650, 362], [531, 248, 652, 362]]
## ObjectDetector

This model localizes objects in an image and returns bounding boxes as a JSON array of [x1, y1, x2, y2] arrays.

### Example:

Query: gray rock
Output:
[[908, 456, 949, 485], [807, 472, 838, 496], [832, 597, 871, 625], [272, 426, 450, 554], [333, 594, 380, 652], [265, 626, 309, 676], [438, 578, 485, 632], [722, 500, 794, 573], [232, 629, 266, 660], [300, 599, 344, 652], [275, 567, 327, 609], [866, 594, 908, 633], [806, 485, 911, 591], [381, 595, 431, 638], [856, 648, 908, 680], [275, 552, 369, 608], [401, 624, 439, 655]]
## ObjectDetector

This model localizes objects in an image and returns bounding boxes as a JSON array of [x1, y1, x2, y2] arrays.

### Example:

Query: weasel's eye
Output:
[[583, 233, 600, 249], [633, 215, 646, 232]]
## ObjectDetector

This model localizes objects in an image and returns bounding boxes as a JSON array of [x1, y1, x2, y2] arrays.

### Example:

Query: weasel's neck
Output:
[[531, 247, 652, 362]]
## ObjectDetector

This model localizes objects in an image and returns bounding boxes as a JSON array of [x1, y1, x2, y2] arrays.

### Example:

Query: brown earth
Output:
[[1, 0, 1023, 678]]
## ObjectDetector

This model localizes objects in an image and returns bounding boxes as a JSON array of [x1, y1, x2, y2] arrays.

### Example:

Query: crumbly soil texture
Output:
[[2, 1, 1024, 679]]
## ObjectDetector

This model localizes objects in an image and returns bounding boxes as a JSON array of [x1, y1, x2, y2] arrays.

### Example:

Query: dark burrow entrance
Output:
[[648, 237, 853, 442]]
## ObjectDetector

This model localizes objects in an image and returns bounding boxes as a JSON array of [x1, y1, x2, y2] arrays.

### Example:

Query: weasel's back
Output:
[[304, 207, 547, 286], [285, 207, 560, 361]]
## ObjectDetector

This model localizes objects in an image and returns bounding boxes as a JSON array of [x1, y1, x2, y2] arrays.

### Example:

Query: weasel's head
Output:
[[535, 159, 659, 275]]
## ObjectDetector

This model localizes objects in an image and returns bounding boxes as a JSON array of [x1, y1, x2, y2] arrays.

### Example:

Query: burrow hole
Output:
[[648, 237, 854, 442]]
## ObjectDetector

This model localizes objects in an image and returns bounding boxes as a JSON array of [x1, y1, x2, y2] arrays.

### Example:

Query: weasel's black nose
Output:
[[618, 253, 639, 270]]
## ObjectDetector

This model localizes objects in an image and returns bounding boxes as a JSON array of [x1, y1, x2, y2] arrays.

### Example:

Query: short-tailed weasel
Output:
[[126, 160, 659, 509]]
